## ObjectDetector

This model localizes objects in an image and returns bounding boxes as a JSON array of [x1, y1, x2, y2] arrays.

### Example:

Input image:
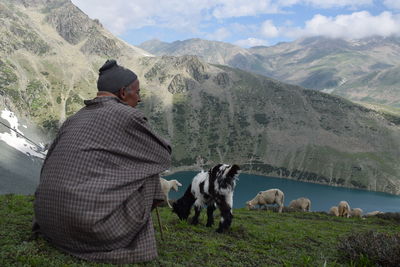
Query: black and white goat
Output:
[[172, 164, 240, 233]]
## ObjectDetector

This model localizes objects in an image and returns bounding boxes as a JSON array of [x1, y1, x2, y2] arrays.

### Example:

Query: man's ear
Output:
[[117, 87, 126, 99]]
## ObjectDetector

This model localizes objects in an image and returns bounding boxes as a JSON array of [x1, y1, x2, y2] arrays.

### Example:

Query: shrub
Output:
[[376, 212, 400, 223], [337, 230, 400, 266]]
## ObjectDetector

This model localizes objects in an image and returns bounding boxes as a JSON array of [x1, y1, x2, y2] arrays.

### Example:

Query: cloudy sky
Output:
[[70, 0, 400, 47]]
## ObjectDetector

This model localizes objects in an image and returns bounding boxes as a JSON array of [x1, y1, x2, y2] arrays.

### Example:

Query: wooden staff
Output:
[[155, 206, 164, 241]]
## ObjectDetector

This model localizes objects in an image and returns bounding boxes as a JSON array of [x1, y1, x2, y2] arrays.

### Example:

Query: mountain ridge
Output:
[[1, 0, 400, 195], [139, 36, 400, 108]]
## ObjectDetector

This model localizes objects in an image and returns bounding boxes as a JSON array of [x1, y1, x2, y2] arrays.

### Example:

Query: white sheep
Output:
[[338, 201, 351, 218], [160, 178, 182, 208], [329, 206, 339, 216], [350, 208, 363, 218], [364, 210, 383, 217], [288, 197, 311, 212], [246, 189, 285, 213]]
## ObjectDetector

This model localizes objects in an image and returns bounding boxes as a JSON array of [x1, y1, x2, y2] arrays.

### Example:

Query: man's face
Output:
[[121, 79, 141, 107]]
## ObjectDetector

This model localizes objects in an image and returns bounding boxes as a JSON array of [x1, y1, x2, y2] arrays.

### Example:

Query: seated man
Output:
[[33, 60, 171, 264]]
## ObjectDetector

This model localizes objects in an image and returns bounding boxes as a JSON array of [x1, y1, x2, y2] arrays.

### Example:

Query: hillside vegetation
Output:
[[1, 0, 400, 195], [1, 194, 400, 266]]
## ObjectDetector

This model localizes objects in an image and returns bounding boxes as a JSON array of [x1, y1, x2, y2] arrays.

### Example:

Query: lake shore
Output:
[[166, 170, 400, 212], [167, 165, 400, 196]]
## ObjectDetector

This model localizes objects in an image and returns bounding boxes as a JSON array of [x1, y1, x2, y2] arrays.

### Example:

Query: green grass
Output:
[[355, 101, 400, 117], [1, 194, 400, 266]]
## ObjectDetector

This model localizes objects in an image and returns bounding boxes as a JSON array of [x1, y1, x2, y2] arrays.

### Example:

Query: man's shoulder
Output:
[[113, 101, 144, 118], [100, 99, 147, 124], [71, 97, 146, 125]]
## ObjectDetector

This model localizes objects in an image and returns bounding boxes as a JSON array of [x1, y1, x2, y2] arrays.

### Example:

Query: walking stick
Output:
[[155, 206, 164, 241]]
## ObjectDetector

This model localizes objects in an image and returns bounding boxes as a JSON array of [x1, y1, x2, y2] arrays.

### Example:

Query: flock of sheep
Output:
[[244, 188, 384, 218], [245, 189, 312, 213], [328, 201, 383, 218], [160, 178, 383, 219]]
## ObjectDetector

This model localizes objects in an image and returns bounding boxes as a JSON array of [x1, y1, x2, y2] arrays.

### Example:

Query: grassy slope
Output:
[[1, 195, 400, 266], [355, 101, 400, 117]]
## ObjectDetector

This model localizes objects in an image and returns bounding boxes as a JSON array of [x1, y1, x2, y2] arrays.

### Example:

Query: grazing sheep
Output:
[[364, 211, 384, 217], [246, 189, 285, 213], [288, 197, 311, 212], [160, 178, 182, 208], [350, 208, 363, 218], [329, 206, 339, 216], [338, 201, 351, 218]]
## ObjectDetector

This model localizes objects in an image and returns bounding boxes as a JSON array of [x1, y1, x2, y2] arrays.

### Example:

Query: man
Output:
[[33, 60, 171, 264]]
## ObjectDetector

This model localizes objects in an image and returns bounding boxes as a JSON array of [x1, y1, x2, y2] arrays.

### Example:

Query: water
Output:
[[0, 113, 46, 195], [166, 171, 400, 213]]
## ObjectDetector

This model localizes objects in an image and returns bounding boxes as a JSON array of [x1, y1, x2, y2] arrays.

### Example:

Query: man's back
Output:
[[34, 95, 171, 263]]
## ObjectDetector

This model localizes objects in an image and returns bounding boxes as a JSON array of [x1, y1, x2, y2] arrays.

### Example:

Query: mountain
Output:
[[139, 37, 400, 108], [0, 0, 152, 131], [139, 38, 270, 76], [1, 0, 400, 195]]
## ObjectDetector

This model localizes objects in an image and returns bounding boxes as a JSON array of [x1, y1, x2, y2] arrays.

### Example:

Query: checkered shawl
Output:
[[34, 96, 171, 264]]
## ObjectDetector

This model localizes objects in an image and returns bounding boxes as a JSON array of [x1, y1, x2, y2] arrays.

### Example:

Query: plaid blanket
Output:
[[34, 96, 171, 264]]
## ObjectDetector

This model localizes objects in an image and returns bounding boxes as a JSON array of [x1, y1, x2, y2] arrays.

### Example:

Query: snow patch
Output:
[[0, 109, 47, 159], [338, 78, 347, 86], [321, 88, 335, 94]]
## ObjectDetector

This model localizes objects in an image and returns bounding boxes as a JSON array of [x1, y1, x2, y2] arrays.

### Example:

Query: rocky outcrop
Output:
[[0, 2, 50, 54], [45, 1, 94, 45], [181, 56, 209, 82], [11, 0, 66, 7], [213, 72, 230, 88], [80, 29, 120, 58], [167, 74, 197, 94]]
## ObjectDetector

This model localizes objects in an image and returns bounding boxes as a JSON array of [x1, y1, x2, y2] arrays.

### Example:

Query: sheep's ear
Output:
[[177, 182, 182, 186]]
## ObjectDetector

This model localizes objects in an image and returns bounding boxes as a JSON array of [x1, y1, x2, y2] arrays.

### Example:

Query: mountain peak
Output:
[[11, 0, 69, 8], [44, 1, 95, 45]]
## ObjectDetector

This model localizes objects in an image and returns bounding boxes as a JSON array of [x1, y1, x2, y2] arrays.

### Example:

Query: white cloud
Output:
[[212, 0, 281, 19], [303, 0, 372, 9], [384, 0, 400, 10], [70, 0, 286, 35], [234, 38, 268, 47], [70, 0, 384, 41], [283, 11, 400, 39], [278, 0, 372, 8], [71, 0, 217, 34], [206, 27, 231, 41], [277, 0, 299, 5], [229, 23, 259, 35], [260, 20, 279, 38]]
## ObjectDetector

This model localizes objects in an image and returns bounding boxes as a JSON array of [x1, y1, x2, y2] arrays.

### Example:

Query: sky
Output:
[[70, 0, 400, 47]]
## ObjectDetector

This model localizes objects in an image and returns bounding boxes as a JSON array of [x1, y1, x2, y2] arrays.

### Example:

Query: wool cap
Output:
[[97, 59, 137, 93]]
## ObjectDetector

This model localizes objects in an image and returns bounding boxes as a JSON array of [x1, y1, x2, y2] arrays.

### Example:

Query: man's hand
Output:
[[151, 199, 164, 210]]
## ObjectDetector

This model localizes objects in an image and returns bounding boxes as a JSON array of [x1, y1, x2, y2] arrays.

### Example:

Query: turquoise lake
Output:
[[166, 171, 400, 213]]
